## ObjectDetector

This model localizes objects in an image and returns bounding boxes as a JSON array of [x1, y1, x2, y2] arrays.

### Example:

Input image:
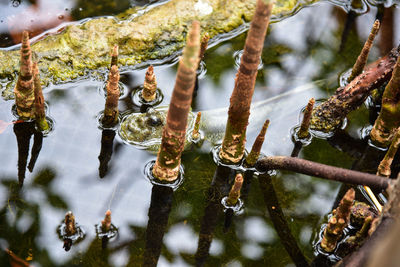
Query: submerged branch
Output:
[[255, 156, 389, 190]]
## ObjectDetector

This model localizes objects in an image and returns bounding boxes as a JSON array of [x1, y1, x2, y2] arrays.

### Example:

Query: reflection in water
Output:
[[142, 185, 173, 267], [195, 164, 232, 266], [13, 122, 43, 186], [98, 129, 116, 178]]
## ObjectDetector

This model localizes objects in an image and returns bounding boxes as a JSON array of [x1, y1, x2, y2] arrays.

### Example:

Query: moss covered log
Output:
[[0, 0, 319, 100]]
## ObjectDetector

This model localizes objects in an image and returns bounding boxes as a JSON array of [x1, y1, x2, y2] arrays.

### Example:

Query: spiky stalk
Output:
[[347, 20, 380, 83], [219, 0, 273, 164], [152, 21, 200, 181], [14, 31, 35, 119], [110, 45, 119, 68], [377, 128, 400, 177], [102, 65, 120, 127], [321, 188, 355, 252], [142, 65, 158, 102], [226, 173, 243, 206], [245, 119, 269, 167], [297, 98, 314, 139], [101, 210, 112, 232]]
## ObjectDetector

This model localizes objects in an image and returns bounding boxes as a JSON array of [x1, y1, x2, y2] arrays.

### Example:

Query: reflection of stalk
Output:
[[98, 129, 116, 178], [143, 185, 174, 267], [195, 165, 232, 266], [13, 122, 34, 187], [219, 0, 273, 164], [152, 21, 200, 181], [27, 131, 43, 172], [258, 173, 309, 267]]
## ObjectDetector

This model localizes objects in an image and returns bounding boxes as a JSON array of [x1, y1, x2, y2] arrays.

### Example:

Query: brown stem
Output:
[[347, 20, 380, 83], [102, 65, 120, 127], [219, 0, 273, 164], [245, 119, 269, 166], [255, 156, 389, 190], [65, 211, 77, 236], [370, 52, 400, 147], [14, 31, 34, 119], [142, 65, 157, 102], [152, 21, 200, 181], [311, 46, 400, 132], [379, 7, 394, 55], [199, 33, 210, 61]]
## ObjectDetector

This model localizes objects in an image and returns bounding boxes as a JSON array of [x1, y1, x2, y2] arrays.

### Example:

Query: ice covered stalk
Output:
[[33, 63, 49, 131], [321, 188, 355, 252], [110, 45, 118, 68], [245, 119, 269, 167], [102, 65, 120, 127], [192, 112, 201, 140], [347, 20, 380, 83], [141, 65, 157, 102], [219, 0, 273, 164], [377, 128, 400, 177], [152, 21, 200, 182], [370, 54, 400, 147], [297, 98, 314, 139], [101, 210, 112, 232], [14, 31, 35, 119], [65, 211, 77, 236], [311, 46, 399, 132], [226, 173, 243, 206]]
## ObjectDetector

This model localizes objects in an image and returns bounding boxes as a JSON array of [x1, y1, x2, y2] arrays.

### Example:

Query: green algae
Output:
[[0, 0, 319, 100]]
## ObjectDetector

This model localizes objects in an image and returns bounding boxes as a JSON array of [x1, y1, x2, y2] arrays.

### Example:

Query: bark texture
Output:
[[33, 63, 49, 131], [142, 65, 157, 102], [14, 31, 35, 119], [311, 46, 400, 132], [152, 21, 200, 181], [102, 65, 120, 127], [219, 0, 273, 164]]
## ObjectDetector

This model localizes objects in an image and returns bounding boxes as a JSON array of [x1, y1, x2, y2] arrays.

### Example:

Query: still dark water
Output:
[[0, 0, 399, 266]]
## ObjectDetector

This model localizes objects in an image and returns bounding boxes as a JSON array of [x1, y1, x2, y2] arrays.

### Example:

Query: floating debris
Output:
[[245, 119, 269, 167], [321, 188, 355, 252], [141, 65, 158, 102], [370, 53, 400, 147], [297, 98, 314, 139], [219, 0, 273, 164], [102, 65, 120, 127], [347, 20, 380, 83], [14, 31, 35, 119], [152, 21, 200, 182], [377, 128, 400, 177], [33, 63, 49, 131]]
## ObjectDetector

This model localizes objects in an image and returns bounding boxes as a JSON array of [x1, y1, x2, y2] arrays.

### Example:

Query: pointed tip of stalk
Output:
[[20, 30, 33, 78], [182, 20, 201, 69], [377, 127, 400, 177], [347, 19, 381, 83], [105, 209, 111, 216], [245, 119, 270, 167], [344, 188, 355, 202], [110, 45, 119, 68], [142, 65, 157, 102]]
